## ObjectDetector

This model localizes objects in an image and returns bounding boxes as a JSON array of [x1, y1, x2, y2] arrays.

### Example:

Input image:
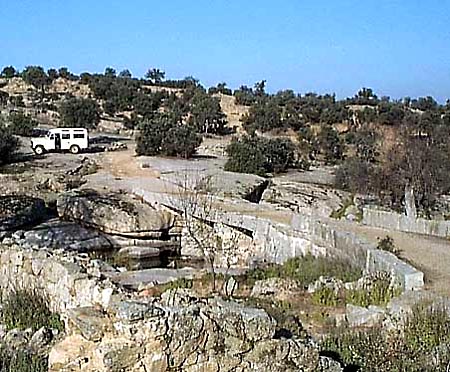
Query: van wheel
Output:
[[70, 145, 80, 154], [34, 146, 45, 155]]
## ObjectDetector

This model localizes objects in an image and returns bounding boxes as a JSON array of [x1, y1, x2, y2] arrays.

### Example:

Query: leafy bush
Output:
[[8, 112, 37, 136], [2, 286, 64, 332], [316, 125, 345, 164], [187, 90, 228, 134], [136, 113, 202, 159], [58, 97, 100, 129], [335, 157, 375, 195], [163, 124, 202, 158], [377, 235, 400, 256], [225, 135, 298, 176], [242, 99, 282, 133], [0, 121, 19, 165], [321, 302, 450, 371]]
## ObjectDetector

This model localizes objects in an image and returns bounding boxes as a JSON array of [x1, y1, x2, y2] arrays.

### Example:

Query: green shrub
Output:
[[321, 302, 450, 371], [377, 235, 400, 256], [136, 113, 202, 159], [330, 197, 354, 220], [59, 97, 100, 129], [0, 122, 19, 165], [225, 135, 299, 176], [8, 112, 37, 136], [2, 286, 64, 332], [346, 274, 399, 307]]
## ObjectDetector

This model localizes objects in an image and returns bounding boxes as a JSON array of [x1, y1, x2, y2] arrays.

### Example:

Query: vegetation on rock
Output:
[[321, 302, 450, 371], [2, 286, 64, 332]]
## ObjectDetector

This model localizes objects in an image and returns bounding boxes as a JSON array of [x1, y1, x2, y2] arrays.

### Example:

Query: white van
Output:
[[31, 128, 89, 155]]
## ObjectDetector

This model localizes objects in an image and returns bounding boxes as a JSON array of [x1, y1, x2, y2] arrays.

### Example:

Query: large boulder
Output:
[[261, 179, 349, 217], [9, 219, 113, 251], [57, 190, 177, 237], [0, 194, 46, 231]]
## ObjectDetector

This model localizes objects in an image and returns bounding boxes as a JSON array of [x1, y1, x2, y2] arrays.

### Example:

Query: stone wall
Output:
[[0, 245, 115, 312], [134, 188, 424, 291], [362, 207, 450, 238]]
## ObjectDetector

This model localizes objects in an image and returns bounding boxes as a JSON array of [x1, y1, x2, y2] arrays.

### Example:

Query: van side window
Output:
[[73, 133, 85, 139], [62, 134, 70, 140]]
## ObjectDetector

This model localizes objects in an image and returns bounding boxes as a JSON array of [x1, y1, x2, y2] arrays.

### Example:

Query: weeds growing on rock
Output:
[[321, 302, 450, 371], [247, 254, 362, 288], [312, 286, 341, 307], [346, 277, 400, 307], [0, 346, 48, 372], [1, 285, 64, 332]]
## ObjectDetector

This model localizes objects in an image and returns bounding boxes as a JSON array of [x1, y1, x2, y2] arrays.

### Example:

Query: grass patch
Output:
[[0, 285, 64, 372], [1, 286, 64, 332], [346, 284, 400, 308], [0, 347, 48, 372], [311, 286, 342, 307], [321, 302, 450, 371], [246, 254, 363, 288], [162, 278, 194, 291]]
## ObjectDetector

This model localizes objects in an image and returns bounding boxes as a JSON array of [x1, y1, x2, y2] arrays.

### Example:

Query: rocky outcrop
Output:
[[262, 180, 349, 217], [49, 289, 335, 372], [57, 189, 177, 237], [0, 194, 46, 231]]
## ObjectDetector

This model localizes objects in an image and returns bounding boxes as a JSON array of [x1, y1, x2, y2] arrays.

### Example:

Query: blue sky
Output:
[[2, 0, 449, 101]]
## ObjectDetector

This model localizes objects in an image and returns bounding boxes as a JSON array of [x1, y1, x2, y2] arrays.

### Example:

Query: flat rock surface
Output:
[[15, 218, 112, 251], [137, 155, 268, 201], [105, 268, 198, 290], [0, 194, 46, 231]]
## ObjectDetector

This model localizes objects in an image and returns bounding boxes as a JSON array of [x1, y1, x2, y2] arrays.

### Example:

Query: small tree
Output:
[[316, 125, 345, 164], [187, 90, 228, 134], [145, 68, 165, 84], [58, 97, 100, 129], [0, 120, 19, 165], [8, 112, 37, 136], [104, 67, 116, 78], [162, 125, 202, 159], [1, 66, 16, 78], [225, 135, 298, 176], [21, 66, 51, 99], [0, 91, 9, 106], [136, 113, 202, 158], [175, 175, 243, 293], [58, 67, 72, 80], [47, 68, 59, 81], [118, 69, 132, 78]]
